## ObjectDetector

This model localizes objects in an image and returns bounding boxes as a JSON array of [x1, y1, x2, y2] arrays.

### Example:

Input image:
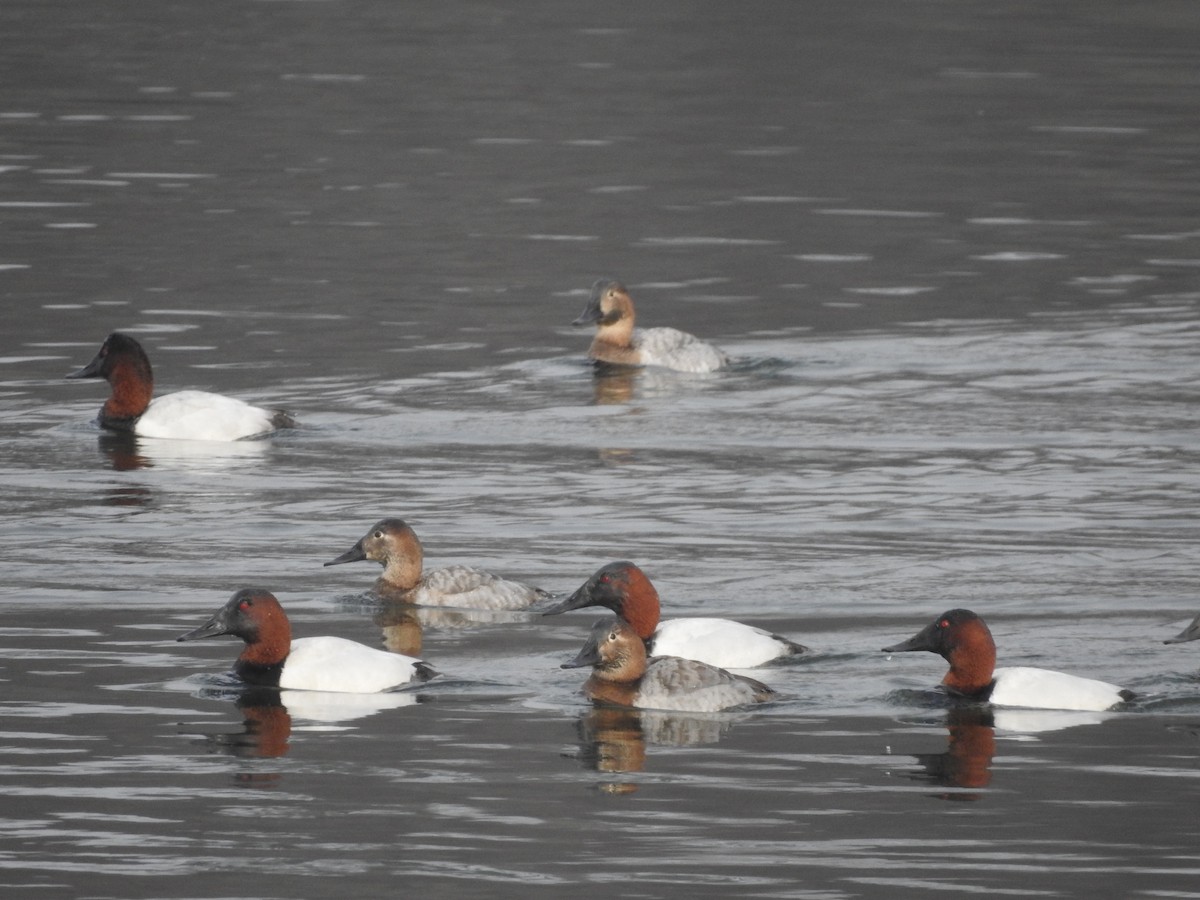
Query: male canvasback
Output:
[[573, 280, 729, 373], [67, 332, 294, 441], [562, 616, 776, 712], [177, 588, 435, 693], [883, 608, 1132, 712], [323, 518, 549, 610], [1164, 612, 1200, 646], [543, 560, 807, 668]]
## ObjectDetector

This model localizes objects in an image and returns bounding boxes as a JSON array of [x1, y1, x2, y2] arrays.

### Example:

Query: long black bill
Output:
[[541, 583, 595, 617], [323, 542, 367, 567], [882, 621, 939, 654], [177, 607, 235, 643], [66, 353, 104, 380]]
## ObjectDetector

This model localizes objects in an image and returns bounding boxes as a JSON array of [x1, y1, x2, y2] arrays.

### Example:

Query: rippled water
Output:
[[4, 2, 1200, 897]]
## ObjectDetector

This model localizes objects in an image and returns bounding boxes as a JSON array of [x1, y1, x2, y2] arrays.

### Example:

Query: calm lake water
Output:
[[3, 2, 1200, 898]]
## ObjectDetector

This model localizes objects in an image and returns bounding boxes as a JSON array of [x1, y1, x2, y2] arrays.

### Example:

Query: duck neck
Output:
[[234, 658, 286, 688], [384, 554, 427, 595], [100, 357, 154, 424], [236, 606, 292, 675], [583, 674, 639, 708], [615, 571, 661, 641], [591, 295, 636, 352], [591, 641, 648, 686], [942, 631, 997, 697], [380, 546, 422, 590]]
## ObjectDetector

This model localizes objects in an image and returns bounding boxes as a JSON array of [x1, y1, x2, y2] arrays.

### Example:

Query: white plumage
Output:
[[630, 326, 729, 373], [280, 636, 428, 693], [649, 617, 800, 669], [135, 390, 283, 441], [989, 666, 1128, 712]]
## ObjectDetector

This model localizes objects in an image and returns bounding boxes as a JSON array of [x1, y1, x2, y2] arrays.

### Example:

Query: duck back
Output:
[[137, 390, 290, 441], [633, 656, 774, 712], [650, 617, 805, 668], [280, 636, 432, 693], [408, 565, 548, 610], [990, 666, 1129, 712], [634, 327, 728, 373]]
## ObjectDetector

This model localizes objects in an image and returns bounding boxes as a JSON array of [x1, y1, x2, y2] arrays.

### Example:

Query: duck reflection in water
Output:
[[365, 600, 537, 657], [590, 364, 637, 405], [193, 686, 292, 765], [94, 428, 273, 473], [573, 705, 745, 795], [97, 431, 151, 472], [902, 707, 996, 801], [587, 361, 721, 407], [193, 680, 426, 772]]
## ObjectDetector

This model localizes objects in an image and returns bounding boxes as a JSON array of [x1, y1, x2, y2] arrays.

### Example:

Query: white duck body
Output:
[[649, 617, 803, 669], [279, 636, 429, 693], [631, 326, 729, 374], [989, 666, 1129, 712], [136, 390, 284, 441]]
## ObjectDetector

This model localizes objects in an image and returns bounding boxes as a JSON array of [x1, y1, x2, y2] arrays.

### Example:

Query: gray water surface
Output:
[[3, 2, 1200, 898]]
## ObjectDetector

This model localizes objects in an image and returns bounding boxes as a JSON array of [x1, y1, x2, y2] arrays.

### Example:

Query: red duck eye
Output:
[[939, 619, 950, 629], [239, 600, 251, 610], [599, 575, 610, 584]]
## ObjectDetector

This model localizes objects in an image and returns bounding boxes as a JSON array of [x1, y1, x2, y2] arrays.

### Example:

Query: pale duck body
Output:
[[178, 588, 434, 693], [562, 616, 776, 712], [324, 518, 549, 611], [883, 608, 1131, 712], [986, 666, 1128, 711], [68, 332, 293, 441], [573, 280, 729, 374], [543, 560, 807, 668]]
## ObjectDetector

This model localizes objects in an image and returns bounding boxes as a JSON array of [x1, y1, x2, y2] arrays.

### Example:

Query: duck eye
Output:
[[939, 619, 950, 629], [373, 531, 383, 539], [608, 631, 618, 642], [239, 599, 251, 610], [599, 574, 610, 584]]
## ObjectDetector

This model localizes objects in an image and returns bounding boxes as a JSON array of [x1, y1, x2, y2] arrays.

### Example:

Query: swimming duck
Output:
[[1164, 613, 1200, 646], [883, 608, 1132, 712], [573, 279, 729, 373], [562, 616, 776, 712], [177, 588, 435, 693], [543, 561, 807, 668], [68, 332, 294, 441], [324, 518, 549, 610]]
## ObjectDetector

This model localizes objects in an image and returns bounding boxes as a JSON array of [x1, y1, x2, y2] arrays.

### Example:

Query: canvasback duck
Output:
[[562, 616, 776, 712], [1164, 612, 1200, 646], [883, 608, 1132, 712], [323, 518, 549, 610], [177, 588, 435, 693], [543, 560, 807, 668], [67, 332, 294, 441], [573, 280, 729, 373]]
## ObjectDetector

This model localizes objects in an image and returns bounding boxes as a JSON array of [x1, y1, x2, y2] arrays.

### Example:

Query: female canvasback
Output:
[[543, 560, 807, 668], [1164, 612, 1200, 646], [67, 332, 294, 441], [323, 518, 549, 610], [883, 608, 1132, 712], [562, 616, 776, 712], [177, 588, 435, 693], [573, 280, 729, 373]]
